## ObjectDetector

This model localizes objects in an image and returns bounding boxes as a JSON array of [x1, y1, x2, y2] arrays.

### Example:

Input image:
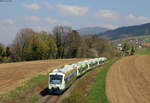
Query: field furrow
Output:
[[106, 55, 150, 103]]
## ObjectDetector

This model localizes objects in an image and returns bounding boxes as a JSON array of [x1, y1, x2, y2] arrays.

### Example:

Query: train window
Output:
[[50, 75, 63, 84]]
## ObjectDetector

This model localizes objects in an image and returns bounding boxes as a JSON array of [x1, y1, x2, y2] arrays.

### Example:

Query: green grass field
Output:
[[129, 35, 150, 39], [135, 48, 150, 55], [0, 74, 48, 103], [87, 58, 118, 103], [143, 40, 150, 43]]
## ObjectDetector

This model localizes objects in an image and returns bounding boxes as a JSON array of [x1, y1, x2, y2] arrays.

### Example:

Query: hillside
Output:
[[102, 23, 150, 39], [107, 55, 150, 103], [78, 27, 109, 35]]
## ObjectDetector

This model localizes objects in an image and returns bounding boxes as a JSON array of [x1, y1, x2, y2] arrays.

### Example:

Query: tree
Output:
[[0, 43, 5, 62], [24, 32, 57, 60], [77, 35, 115, 58], [24, 34, 47, 60], [122, 39, 134, 56], [7, 26, 117, 62], [0, 43, 5, 57], [53, 26, 72, 58], [77, 40, 91, 57], [64, 30, 81, 58], [5, 47, 11, 57], [130, 46, 135, 55], [122, 42, 130, 51], [39, 32, 57, 59], [10, 28, 58, 61], [10, 28, 34, 61]]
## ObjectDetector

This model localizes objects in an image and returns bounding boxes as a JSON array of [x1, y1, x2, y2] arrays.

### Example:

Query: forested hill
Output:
[[102, 23, 150, 39]]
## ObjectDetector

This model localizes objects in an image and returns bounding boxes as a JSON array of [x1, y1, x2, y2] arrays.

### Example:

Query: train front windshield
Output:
[[50, 75, 63, 84]]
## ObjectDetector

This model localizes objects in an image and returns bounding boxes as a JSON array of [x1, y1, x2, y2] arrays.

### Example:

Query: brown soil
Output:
[[0, 58, 86, 94], [106, 55, 150, 103]]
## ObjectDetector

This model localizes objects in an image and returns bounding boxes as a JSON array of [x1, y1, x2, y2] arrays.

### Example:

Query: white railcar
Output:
[[99, 57, 108, 64], [48, 57, 108, 94], [72, 61, 90, 77], [48, 65, 77, 93], [88, 59, 99, 69]]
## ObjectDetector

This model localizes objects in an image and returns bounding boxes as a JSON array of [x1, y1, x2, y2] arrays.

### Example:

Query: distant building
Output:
[[138, 45, 142, 48], [141, 43, 150, 48], [117, 43, 123, 51]]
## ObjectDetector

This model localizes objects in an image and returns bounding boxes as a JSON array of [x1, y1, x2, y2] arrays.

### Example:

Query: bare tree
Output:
[[11, 28, 34, 61], [52, 26, 72, 58], [64, 30, 81, 58]]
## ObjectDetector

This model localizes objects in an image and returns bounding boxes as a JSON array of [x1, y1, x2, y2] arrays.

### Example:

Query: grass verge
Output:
[[61, 65, 102, 103], [0, 74, 48, 103], [61, 58, 118, 103], [135, 48, 150, 55], [87, 58, 118, 103]]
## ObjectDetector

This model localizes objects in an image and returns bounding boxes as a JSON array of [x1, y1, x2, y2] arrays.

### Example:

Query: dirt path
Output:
[[0, 59, 86, 94], [106, 55, 150, 103], [38, 95, 60, 103]]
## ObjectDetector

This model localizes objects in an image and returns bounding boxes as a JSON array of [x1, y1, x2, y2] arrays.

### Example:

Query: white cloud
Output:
[[137, 16, 150, 23], [57, 4, 89, 16], [94, 10, 150, 26], [95, 10, 120, 20], [44, 17, 72, 26], [24, 3, 41, 10], [0, 19, 14, 25], [44, 18, 58, 24], [127, 14, 136, 20], [25, 16, 40, 23], [127, 14, 150, 24]]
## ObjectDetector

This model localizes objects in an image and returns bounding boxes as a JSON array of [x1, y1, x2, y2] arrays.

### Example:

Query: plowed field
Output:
[[0, 59, 85, 94], [107, 55, 150, 103]]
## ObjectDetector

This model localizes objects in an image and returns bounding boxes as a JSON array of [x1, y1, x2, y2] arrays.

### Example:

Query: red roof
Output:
[[141, 43, 150, 47]]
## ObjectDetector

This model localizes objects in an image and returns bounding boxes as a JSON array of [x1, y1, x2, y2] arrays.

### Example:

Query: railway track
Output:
[[37, 85, 72, 103], [38, 95, 60, 103], [37, 72, 81, 103], [37, 60, 105, 103]]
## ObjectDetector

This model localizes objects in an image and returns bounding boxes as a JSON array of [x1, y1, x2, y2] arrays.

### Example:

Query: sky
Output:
[[0, 0, 150, 45]]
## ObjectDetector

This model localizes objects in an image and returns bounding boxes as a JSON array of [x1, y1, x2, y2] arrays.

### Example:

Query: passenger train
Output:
[[48, 57, 107, 93]]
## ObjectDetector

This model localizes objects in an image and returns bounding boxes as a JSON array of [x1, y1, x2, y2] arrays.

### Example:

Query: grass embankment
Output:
[[87, 58, 118, 103], [135, 48, 150, 55], [62, 58, 118, 103], [0, 74, 48, 103]]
